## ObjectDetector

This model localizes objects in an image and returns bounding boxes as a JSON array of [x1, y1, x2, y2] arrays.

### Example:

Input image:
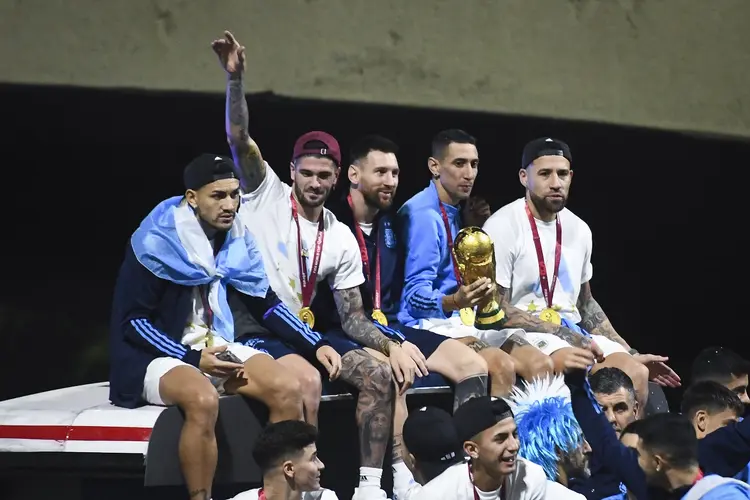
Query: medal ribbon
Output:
[[524, 202, 562, 310], [438, 202, 463, 286], [291, 192, 325, 308], [347, 194, 381, 311]]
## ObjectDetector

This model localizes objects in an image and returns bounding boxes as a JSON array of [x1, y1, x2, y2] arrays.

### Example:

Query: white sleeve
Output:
[[392, 461, 424, 500], [524, 461, 549, 500], [581, 226, 593, 284], [483, 213, 517, 289], [240, 161, 290, 210], [329, 224, 366, 290]]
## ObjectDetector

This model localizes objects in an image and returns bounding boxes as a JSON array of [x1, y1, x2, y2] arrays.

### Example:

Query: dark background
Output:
[[1, 83, 747, 408]]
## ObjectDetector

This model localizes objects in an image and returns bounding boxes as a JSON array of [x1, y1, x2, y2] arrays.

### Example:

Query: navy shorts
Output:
[[389, 322, 447, 359], [243, 336, 297, 360]]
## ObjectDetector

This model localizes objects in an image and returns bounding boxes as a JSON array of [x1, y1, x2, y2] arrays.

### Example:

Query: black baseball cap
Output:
[[403, 406, 467, 482], [521, 137, 572, 169], [183, 154, 238, 191], [453, 396, 514, 443]]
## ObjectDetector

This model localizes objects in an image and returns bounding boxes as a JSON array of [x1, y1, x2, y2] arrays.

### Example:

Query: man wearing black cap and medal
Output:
[[110, 153, 336, 500], [391, 397, 547, 499], [482, 137, 680, 410], [215, 30, 422, 500]]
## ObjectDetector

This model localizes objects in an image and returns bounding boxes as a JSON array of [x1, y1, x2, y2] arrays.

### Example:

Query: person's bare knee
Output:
[[278, 355, 322, 407], [159, 366, 219, 427], [479, 348, 515, 397], [231, 354, 303, 421], [427, 339, 488, 382]]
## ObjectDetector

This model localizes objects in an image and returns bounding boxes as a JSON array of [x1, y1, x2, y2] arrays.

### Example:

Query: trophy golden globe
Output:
[[453, 227, 507, 330]]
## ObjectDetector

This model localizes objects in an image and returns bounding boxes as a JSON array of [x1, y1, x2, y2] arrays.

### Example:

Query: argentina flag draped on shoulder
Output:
[[131, 195, 269, 343]]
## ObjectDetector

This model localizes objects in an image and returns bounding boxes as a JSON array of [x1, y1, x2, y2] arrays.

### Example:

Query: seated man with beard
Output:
[[507, 375, 590, 499]]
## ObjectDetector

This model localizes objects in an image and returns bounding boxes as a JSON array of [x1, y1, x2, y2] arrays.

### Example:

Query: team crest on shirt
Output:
[[384, 222, 396, 249]]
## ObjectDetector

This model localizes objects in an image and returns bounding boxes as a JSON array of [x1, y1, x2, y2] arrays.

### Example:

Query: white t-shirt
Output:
[[394, 459, 547, 500], [482, 198, 593, 324], [545, 481, 586, 500], [238, 163, 364, 314], [229, 487, 338, 500]]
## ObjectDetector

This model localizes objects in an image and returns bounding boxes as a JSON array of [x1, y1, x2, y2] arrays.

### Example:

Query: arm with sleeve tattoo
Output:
[[496, 285, 591, 348], [577, 282, 630, 349], [333, 286, 394, 353], [225, 73, 266, 193]]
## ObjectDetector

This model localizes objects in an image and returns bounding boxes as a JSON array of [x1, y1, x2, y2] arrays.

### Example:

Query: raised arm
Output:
[[211, 31, 266, 193]]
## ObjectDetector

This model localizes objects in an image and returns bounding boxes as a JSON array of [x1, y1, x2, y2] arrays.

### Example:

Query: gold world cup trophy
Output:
[[453, 227, 507, 330]]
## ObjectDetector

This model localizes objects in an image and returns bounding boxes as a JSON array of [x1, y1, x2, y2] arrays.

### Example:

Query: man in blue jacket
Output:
[[316, 134, 516, 403], [396, 129, 561, 383], [109, 153, 339, 500]]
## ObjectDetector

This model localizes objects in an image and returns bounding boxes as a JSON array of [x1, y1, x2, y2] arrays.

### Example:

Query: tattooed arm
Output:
[[226, 74, 266, 193], [496, 285, 591, 348], [333, 286, 395, 353], [213, 31, 267, 193], [577, 282, 630, 349]]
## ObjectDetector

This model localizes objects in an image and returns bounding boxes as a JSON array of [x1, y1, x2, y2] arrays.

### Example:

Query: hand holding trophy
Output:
[[453, 227, 507, 330]]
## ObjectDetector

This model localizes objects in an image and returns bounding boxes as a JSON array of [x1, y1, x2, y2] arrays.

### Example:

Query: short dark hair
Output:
[[692, 347, 750, 384], [637, 413, 698, 468], [350, 135, 399, 164], [680, 381, 744, 420], [431, 129, 476, 159], [589, 367, 636, 400], [252, 420, 318, 474], [621, 418, 646, 438]]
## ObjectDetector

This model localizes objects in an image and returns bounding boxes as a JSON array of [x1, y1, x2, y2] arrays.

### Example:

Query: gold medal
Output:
[[372, 309, 388, 326], [459, 307, 476, 326], [298, 307, 315, 328], [539, 308, 562, 325]]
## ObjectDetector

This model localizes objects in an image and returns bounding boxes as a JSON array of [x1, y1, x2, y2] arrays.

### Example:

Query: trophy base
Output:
[[474, 307, 507, 330]]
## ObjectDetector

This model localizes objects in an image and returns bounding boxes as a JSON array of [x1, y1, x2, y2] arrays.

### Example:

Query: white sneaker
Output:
[[351, 487, 389, 500]]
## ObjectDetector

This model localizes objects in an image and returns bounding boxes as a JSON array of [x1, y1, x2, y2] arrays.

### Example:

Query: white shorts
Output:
[[524, 332, 628, 357], [416, 314, 527, 347], [142, 343, 270, 406]]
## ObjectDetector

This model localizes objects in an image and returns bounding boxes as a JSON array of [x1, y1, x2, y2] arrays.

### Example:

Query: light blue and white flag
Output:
[[131, 196, 269, 342]]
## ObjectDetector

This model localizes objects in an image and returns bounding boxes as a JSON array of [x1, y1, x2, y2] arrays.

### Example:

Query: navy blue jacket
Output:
[[567, 372, 750, 500], [109, 244, 327, 408], [311, 195, 404, 341]]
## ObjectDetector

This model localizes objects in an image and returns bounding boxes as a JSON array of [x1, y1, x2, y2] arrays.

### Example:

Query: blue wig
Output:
[[507, 375, 584, 481]]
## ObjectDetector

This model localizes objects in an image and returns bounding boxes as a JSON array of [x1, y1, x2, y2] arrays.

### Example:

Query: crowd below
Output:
[[107, 30, 750, 500]]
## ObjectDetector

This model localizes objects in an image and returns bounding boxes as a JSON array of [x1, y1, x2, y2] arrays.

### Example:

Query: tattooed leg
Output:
[[339, 349, 394, 468]]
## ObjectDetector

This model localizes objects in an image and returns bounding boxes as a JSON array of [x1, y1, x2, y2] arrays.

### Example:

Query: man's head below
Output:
[[453, 396, 519, 478], [508, 376, 590, 484], [183, 154, 241, 233], [589, 367, 639, 437], [519, 137, 573, 217], [402, 406, 467, 484], [289, 131, 341, 210], [691, 346, 750, 404], [348, 134, 400, 211], [681, 381, 744, 439], [427, 129, 479, 204], [620, 419, 644, 449], [634, 413, 700, 489], [252, 420, 324, 492]]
